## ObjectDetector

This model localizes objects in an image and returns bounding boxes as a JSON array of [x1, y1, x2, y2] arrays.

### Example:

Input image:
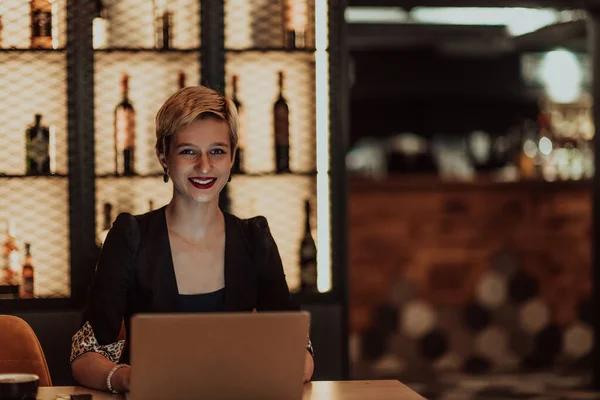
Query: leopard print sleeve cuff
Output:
[[70, 321, 125, 364]]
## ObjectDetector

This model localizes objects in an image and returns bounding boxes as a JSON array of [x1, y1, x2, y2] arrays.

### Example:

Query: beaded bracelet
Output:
[[106, 363, 129, 394]]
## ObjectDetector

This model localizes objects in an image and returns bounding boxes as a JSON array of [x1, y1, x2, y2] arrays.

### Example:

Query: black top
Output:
[[179, 288, 226, 313], [83, 206, 299, 363]]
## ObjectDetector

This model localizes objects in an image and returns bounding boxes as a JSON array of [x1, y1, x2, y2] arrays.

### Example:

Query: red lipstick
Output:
[[189, 177, 217, 189]]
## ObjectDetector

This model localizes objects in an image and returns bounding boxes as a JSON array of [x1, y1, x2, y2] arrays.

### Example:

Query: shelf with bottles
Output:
[[0, 180, 70, 300], [0, 0, 67, 51], [0, 4, 69, 176], [1, 111, 68, 177], [94, 63, 200, 176], [91, 0, 200, 51], [225, 53, 316, 175], [225, 0, 315, 52], [229, 175, 319, 292]]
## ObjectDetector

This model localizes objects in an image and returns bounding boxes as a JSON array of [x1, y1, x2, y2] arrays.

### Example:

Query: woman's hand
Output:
[[303, 350, 314, 383]]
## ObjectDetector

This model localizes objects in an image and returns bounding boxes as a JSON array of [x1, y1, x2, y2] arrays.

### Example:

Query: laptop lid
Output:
[[129, 312, 310, 400]]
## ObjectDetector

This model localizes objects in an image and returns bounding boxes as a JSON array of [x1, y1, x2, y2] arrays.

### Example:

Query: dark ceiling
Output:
[[346, 3, 590, 54]]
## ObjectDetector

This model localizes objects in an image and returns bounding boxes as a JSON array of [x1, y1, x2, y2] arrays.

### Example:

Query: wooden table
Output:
[[37, 380, 425, 400]]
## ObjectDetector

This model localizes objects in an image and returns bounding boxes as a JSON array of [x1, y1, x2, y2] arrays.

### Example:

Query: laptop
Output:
[[127, 312, 310, 400]]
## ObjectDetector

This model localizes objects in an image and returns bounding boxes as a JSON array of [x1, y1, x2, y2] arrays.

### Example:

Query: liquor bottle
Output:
[[114, 74, 136, 176], [232, 75, 244, 174], [153, 0, 172, 49], [30, 0, 53, 49], [178, 71, 186, 90], [97, 203, 112, 247], [20, 243, 34, 299], [273, 71, 290, 173], [299, 199, 317, 293], [26, 114, 51, 175], [1, 220, 19, 286], [282, 0, 306, 49], [92, 0, 110, 49]]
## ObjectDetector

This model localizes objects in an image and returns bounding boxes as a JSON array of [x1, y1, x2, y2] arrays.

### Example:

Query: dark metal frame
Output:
[[328, 0, 351, 379], [200, 0, 225, 92], [66, 0, 98, 307]]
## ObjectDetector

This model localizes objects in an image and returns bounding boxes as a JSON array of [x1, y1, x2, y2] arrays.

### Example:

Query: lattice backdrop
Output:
[[225, 52, 317, 174], [101, 0, 200, 49], [225, 0, 315, 50], [0, 1, 70, 298], [0, 179, 70, 298]]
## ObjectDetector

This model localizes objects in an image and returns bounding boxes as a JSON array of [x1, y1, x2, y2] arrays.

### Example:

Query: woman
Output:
[[70, 86, 314, 393]]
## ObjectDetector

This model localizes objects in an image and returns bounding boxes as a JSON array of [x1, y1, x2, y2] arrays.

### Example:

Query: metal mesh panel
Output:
[[225, 0, 315, 49], [0, 178, 70, 298], [225, 0, 320, 292], [101, 0, 200, 49], [94, 52, 201, 176], [0, 1, 70, 299], [0, 51, 68, 175], [225, 52, 316, 173]]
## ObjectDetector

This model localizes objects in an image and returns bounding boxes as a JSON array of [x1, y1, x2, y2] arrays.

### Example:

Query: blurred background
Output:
[[3, 0, 600, 398], [346, 1, 600, 399]]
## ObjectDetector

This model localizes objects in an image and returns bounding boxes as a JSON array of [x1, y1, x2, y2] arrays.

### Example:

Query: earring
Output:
[[163, 169, 169, 183]]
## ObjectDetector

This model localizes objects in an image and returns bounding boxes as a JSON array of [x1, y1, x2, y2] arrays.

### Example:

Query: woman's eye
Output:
[[211, 149, 226, 155], [180, 149, 194, 155]]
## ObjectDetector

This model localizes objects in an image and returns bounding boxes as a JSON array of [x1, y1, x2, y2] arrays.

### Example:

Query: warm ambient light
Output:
[[344, 7, 409, 24], [315, 0, 331, 293], [539, 136, 553, 156], [345, 6, 565, 37], [540, 49, 583, 103], [412, 7, 559, 36], [51, 0, 59, 49]]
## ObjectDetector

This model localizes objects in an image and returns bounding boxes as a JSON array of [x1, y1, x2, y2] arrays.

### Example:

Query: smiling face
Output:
[[159, 117, 235, 205]]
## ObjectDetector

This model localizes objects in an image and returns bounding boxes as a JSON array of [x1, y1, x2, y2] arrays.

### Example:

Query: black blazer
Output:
[[83, 206, 299, 363]]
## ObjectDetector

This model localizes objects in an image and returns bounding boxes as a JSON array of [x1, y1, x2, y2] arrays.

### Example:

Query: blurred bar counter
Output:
[[350, 174, 592, 192], [348, 174, 592, 373]]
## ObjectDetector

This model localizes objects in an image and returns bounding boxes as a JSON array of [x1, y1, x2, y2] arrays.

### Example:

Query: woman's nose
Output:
[[196, 153, 211, 173]]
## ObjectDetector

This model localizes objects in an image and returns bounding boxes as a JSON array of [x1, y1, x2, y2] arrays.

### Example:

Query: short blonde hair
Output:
[[155, 85, 238, 157]]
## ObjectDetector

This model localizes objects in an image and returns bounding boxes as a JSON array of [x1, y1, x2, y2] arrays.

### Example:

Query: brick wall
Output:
[[348, 177, 593, 378]]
